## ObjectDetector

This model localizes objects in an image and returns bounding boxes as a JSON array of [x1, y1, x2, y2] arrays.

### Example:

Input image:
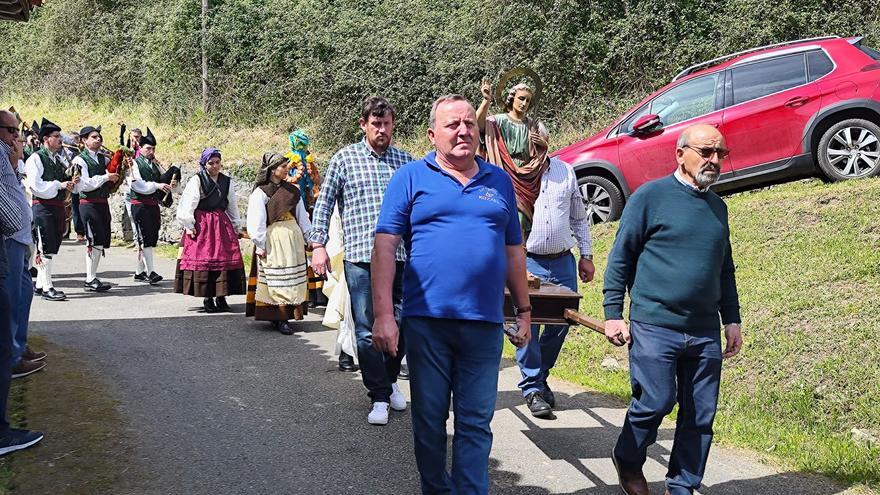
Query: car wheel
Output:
[[577, 175, 624, 224], [817, 118, 880, 181]]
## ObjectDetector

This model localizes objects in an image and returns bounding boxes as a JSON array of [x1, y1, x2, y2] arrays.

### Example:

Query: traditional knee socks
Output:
[[143, 247, 155, 274], [86, 248, 103, 282]]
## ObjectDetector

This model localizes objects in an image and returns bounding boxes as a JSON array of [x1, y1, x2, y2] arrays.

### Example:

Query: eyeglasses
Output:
[[0, 126, 19, 135], [683, 145, 730, 159]]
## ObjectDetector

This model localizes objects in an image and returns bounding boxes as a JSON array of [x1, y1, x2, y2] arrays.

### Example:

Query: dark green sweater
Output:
[[603, 174, 741, 331]]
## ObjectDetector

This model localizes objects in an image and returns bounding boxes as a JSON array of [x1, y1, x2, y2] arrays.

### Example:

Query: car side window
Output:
[[648, 74, 719, 127], [807, 50, 834, 82], [619, 104, 650, 134], [731, 53, 807, 105]]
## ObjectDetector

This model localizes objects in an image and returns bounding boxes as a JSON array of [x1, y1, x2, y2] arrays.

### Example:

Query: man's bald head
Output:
[[0, 110, 17, 127], [676, 123, 723, 149], [675, 124, 727, 189]]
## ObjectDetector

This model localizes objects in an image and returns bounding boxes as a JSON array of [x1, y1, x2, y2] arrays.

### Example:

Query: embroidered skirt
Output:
[[174, 209, 246, 297], [245, 217, 308, 321]]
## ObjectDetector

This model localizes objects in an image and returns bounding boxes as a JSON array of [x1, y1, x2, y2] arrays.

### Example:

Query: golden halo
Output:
[[495, 67, 543, 109]]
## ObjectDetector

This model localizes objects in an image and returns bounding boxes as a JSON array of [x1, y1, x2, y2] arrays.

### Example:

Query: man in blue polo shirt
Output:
[[372, 94, 532, 494]]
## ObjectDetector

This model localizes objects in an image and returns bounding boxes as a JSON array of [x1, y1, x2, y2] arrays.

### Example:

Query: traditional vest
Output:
[[36, 148, 68, 201], [130, 156, 163, 202], [78, 150, 111, 199], [197, 173, 231, 211]]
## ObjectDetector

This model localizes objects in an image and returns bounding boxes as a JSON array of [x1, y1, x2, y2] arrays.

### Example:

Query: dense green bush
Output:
[[1, 0, 879, 147]]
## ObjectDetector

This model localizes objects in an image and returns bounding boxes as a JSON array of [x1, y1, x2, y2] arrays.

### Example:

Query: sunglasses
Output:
[[683, 145, 730, 159], [0, 126, 19, 135]]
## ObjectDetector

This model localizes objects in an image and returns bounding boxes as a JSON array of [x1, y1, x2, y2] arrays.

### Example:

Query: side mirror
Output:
[[632, 114, 662, 135]]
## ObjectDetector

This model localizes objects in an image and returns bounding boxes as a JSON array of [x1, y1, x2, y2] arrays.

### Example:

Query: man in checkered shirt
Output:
[[515, 155, 596, 419], [309, 97, 414, 426]]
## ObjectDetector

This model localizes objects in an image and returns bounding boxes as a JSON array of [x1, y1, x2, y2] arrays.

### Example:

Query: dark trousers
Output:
[[0, 243, 13, 433], [614, 320, 722, 495], [404, 316, 503, 495], [71, 193, 84, 235], [344, 261, 405, 403]]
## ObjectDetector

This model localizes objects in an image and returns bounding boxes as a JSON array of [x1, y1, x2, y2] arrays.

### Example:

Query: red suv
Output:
[[553, 36, 880, 223]]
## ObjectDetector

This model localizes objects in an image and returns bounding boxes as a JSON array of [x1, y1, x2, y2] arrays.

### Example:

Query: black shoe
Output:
[[542, 384, 556, 408], [214, 297, 231, 312], [203, 298, 217, 313], [398, 363, 410, 380], [41, 288, 67, 301], [148, 272, 163, 285], [33, 285, 43, 296], [338, 352, 358, 372], [134, 272, 148, 282], [84, 279, 111, 292], [526, 391, 553, 418], [278, 321, 293, 335], [0, 428, 44, 456]]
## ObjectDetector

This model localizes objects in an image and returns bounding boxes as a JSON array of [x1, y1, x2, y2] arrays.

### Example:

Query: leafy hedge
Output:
[[1, 0, 878, 149]]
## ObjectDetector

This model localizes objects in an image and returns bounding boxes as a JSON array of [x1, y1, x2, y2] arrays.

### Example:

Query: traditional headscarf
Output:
[[261, 151, 288, 172], [199, 147, 221, 168]]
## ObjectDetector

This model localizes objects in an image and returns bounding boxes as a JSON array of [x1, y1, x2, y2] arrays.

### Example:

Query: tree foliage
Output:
[[1, 0, 878, 148]]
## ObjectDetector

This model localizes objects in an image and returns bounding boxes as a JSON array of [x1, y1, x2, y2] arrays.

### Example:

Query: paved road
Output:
[[22, 241, 853, 494]]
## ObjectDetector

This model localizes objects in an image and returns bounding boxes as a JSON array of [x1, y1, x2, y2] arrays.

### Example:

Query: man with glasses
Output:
[[1, 112, 49, 380], [603, 123, 743, 495], [0, 110, 44, 455], [25, 118, 77, 302]]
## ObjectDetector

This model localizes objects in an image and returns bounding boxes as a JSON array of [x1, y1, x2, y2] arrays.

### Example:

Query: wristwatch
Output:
[[514, 305, 532, 315], [581, 254, 593, 261]]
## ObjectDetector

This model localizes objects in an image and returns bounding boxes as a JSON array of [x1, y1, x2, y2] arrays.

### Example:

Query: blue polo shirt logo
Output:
[[477, 186, 503, 204]]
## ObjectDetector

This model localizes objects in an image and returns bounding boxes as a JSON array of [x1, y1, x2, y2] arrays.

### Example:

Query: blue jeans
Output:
[[0, 241, 12, 432], [3, 239, 33, 366], [344, 261, 405, 403], [515, 252, 577, 397], [614, 320, 722, 495], [404, 316, 504, 495]]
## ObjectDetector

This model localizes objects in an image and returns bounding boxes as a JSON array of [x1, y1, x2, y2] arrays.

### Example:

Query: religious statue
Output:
[[476, 69, 549, 237]]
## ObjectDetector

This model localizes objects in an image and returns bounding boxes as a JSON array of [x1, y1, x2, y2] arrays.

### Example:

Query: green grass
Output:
[[506, 177, 880, 490]]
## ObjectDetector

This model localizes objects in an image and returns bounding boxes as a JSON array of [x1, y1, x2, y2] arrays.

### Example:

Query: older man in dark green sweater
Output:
[[603, 124, 743, 495]]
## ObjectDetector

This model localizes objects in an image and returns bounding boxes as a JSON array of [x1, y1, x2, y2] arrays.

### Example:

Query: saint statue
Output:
[[477, 74, 550, 238]]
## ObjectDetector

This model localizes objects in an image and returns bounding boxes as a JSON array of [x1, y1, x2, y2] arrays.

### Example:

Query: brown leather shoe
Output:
[[612, 452, 649, 495], [22, 347, 47, 362], [11, 359, 46, 379]]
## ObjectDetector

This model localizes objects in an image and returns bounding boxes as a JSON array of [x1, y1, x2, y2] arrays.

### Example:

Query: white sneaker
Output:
[[390, 383, 407, 411], [368, 402, 390, 425]]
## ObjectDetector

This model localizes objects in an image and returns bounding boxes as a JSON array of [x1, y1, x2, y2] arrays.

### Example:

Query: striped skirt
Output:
[[245, 217, 308, 321]]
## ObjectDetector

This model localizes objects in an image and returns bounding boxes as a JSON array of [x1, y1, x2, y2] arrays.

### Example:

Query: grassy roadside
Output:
[[506, 177, 880, 491]]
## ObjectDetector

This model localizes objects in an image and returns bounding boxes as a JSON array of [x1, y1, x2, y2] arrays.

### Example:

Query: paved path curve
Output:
[[22, 241, 853, 494]]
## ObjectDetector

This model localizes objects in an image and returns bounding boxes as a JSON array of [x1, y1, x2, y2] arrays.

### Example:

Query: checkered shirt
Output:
[[0, 140, 25, 239], [309, 139, 413, 263]]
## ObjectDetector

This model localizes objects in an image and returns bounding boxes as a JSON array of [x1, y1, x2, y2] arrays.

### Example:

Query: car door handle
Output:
[[785, 96, 810, 107]]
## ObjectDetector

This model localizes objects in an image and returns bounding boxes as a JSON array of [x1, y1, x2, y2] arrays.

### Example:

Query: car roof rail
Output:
[[671, 35, 840, 82]]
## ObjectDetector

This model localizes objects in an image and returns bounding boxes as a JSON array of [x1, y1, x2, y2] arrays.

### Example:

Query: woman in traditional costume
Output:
[[245, 152, 311, 335], [174, 147, 246, 312]]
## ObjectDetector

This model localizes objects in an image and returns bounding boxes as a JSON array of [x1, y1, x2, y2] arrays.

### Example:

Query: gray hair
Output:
[[428, 94, 470, 129], [676, 128, 691, 148], [504, 83, 534, 111]]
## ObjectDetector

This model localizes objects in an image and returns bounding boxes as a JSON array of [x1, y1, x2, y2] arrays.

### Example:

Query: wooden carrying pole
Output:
[[564, 309, 606, 335]]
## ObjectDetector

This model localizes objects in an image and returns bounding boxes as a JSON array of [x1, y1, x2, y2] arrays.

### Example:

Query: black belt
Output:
[[527, 250, 571, 260]]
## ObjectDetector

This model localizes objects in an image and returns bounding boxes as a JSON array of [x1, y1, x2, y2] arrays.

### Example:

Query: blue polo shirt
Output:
[[376, 152, 522, 323]]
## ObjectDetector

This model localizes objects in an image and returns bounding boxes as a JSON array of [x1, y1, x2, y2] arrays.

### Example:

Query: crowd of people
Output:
[[0, 78, 744, 495]]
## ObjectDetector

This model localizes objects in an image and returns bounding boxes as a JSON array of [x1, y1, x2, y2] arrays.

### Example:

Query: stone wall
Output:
[[109, 162, 256, 246]]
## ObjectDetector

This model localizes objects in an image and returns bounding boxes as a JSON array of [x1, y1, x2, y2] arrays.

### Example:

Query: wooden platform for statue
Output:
[[504, 281, 605, 334]]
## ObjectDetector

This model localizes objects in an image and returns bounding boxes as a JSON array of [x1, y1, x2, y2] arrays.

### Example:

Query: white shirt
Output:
[[246, 186, 312, 251], [72, 150, 110, 194], [176, 175, 241, 231], [24, 151, 67, 199], [525, 158, 593, 256], [128, 158, 161, 196]]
